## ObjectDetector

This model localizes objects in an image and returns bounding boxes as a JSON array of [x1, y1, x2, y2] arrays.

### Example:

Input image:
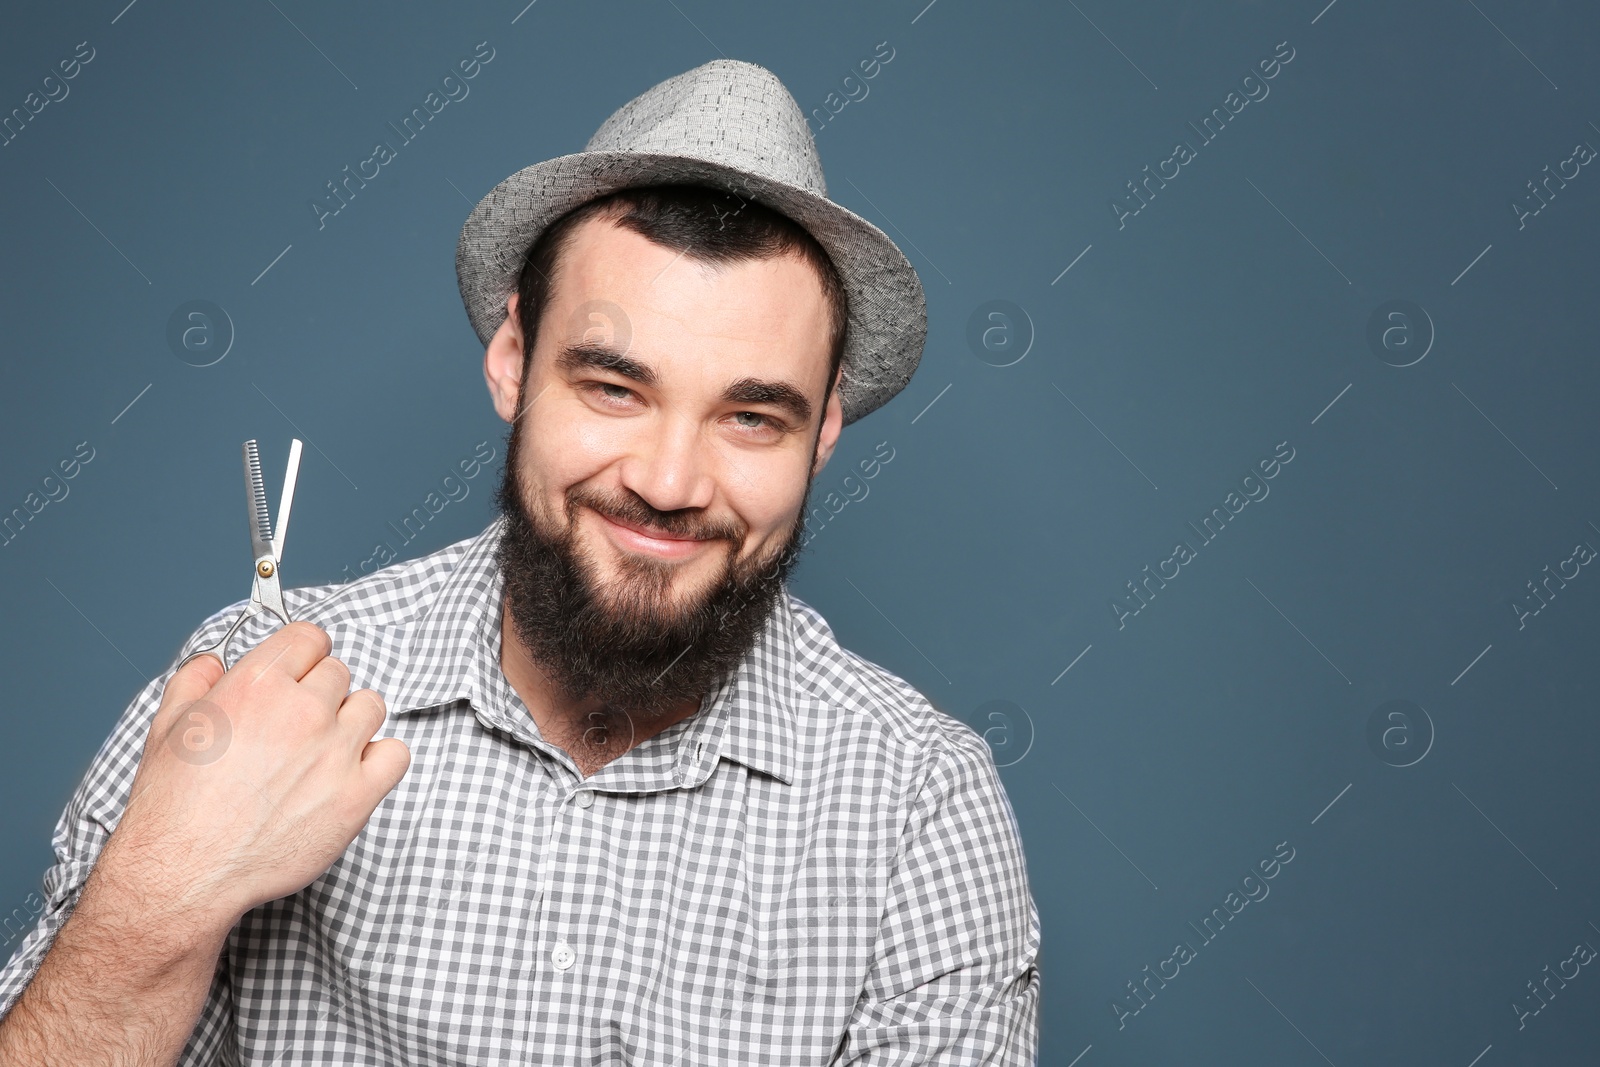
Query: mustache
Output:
[[567, 484, 745, 543]]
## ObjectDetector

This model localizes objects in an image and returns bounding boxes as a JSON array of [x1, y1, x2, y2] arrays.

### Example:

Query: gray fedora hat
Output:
[[454, 58, 926, 426]]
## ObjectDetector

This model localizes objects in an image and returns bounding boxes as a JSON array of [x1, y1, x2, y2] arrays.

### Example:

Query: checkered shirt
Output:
[[0, 516, 1040, 1064]]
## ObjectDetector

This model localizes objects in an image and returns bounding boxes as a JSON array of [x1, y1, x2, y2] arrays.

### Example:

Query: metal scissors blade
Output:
[[245, 437, 302, 565], [182, 438, 304, 672]]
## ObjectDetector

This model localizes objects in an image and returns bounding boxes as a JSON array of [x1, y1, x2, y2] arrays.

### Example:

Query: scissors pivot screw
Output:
[[179, 438, 304, 672]]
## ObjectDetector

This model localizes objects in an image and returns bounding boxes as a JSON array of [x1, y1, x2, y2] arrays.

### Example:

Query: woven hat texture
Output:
[[455, 58, 927, 425]]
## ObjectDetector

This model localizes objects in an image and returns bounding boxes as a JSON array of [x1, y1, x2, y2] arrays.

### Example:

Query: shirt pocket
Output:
[[641, 842, 882, 1063], [314, 750, 541, 1054], [753, 845, 882, 991]]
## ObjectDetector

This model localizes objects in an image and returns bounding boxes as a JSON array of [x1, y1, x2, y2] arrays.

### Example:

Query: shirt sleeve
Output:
[[0, 602, 247, 1065], [831, 731, 1042, 1066]]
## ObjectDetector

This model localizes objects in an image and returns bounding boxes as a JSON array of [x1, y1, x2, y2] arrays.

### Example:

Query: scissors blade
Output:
[[272, 439, 303, 564], [243, 440, 274, 560]]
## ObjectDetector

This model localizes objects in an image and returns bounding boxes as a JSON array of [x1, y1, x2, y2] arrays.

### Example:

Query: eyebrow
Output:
[[556, 341, 814, 425]]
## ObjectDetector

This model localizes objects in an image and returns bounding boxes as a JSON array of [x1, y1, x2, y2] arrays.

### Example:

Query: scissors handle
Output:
[[179, 438, 302, 675], [178, 603, 258, 672], [177, 592, 296, 673]]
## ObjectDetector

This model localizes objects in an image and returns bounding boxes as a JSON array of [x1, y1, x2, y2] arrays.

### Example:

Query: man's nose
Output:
[[618, 408, 717, 515]]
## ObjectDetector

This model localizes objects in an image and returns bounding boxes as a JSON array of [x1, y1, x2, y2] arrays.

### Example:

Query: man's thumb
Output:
[[160, 651, 225, 713]]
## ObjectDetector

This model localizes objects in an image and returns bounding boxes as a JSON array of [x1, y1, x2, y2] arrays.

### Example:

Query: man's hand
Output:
[[101, 620, 411, 932], [0, 621, 410, 1066]]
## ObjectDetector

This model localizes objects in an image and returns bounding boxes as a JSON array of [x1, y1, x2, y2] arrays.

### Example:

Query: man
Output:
[[0, 59, 1039, 1064]]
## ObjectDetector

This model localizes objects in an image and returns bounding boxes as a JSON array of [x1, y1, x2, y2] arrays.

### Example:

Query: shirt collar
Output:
[[381, 516, 797, 785]]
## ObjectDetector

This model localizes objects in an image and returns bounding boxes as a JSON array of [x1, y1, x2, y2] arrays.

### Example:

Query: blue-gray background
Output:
[[3, 0, 1597, 1063]]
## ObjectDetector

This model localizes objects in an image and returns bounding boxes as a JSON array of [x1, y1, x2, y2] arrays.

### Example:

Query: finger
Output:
[[231, 621, 332, 687], [299, 654, 353, 710], [171, 649, 224, 701], [359, 737, 411, 795], [153, 652, 225, 730], [335, 689, 388, 750]]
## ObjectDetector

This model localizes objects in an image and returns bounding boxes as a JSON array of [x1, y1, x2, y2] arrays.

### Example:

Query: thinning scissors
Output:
[[182, 439, 304, 671]]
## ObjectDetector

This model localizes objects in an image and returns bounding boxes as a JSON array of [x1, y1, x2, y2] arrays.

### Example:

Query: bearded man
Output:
[[0, 59, 1040, 1066]]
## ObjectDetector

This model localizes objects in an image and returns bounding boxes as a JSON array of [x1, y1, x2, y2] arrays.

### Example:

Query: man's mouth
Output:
[[593, 508, 714, 560]]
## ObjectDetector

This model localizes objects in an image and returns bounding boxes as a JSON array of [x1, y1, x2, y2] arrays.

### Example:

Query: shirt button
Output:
[[551, 941, 576, 970], [573, 789, 594, 808]]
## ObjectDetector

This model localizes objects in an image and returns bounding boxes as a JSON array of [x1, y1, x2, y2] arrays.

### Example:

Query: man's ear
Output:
[[485, 292, 525, 424], [810, 364, 845, 478]]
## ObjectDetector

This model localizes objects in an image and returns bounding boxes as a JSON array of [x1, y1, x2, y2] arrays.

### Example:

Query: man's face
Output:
[[484, 213, 844, 724]]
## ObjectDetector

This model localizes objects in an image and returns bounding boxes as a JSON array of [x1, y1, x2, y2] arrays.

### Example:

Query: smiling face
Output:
[[483, 209, 845, 723]]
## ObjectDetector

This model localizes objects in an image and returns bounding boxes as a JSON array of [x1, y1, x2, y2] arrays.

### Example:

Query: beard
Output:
[[491, 412, 814, 747]]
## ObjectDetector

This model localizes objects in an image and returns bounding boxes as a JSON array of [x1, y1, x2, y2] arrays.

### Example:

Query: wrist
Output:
[[81, 832, 244, 963]]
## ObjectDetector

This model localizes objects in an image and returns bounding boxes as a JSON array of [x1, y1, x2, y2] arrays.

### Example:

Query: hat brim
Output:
[[455, 151, 926, 426]]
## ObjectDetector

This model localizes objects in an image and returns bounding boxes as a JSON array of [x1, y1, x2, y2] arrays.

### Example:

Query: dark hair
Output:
[[514, 183, 848, 420]]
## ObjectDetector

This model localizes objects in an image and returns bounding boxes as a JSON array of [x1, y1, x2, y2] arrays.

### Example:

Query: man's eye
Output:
[[731, 411, 774, 431], [589, 382, 634, 403]]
